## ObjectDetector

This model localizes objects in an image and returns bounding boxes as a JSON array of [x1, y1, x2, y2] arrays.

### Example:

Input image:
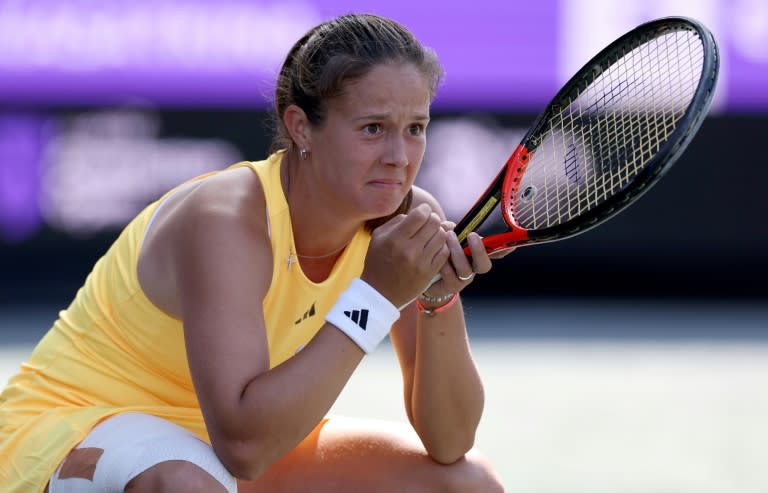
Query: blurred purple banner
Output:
[[0, 0, 562, 111], [0, 0, 768, 111], [0, 0, 765, 111], [0, 114, 50, 242]]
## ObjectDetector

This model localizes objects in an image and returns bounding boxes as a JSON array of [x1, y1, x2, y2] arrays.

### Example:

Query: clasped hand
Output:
[[361, 203, 509, 309]]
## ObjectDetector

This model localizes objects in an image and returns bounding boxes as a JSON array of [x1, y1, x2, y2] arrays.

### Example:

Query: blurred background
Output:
[[1, 0, 767, 491]]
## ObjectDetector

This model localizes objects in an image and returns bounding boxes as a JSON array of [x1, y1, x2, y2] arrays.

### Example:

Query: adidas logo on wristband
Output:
[[325, 279, 400, 354], [343, 309, 369, 330]]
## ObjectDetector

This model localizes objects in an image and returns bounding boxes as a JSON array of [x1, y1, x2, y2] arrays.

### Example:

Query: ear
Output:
[[282, 104, 312, 150]]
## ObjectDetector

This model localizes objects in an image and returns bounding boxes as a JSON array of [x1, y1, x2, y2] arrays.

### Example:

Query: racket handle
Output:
[[429, 272, 442, 286], [397, 273, 442, 311]]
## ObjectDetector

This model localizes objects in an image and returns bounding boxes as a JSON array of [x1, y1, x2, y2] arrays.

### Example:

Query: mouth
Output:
[[368, 178, 404, 189]]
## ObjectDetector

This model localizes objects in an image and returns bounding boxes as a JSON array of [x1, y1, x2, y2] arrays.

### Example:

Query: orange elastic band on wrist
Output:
[[416, 292, 458, 317]]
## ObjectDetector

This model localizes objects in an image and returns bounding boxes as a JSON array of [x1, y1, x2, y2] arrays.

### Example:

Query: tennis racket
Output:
[[453, 16, 719, 256]]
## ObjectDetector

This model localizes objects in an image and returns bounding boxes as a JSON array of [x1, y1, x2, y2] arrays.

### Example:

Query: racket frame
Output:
[[454, 16, 719, 254]]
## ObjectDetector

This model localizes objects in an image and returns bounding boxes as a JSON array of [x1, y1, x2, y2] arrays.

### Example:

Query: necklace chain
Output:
[[295, 243, 348, 260], [283, 154, 347, 269], [287, 243, 347, 272]]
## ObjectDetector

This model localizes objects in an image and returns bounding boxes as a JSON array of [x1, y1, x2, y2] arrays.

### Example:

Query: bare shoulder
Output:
[[178, 166, 265, 220], [145, 165, 270, 259], [139, 165, 271, 318], [410, 185, 446, 220]]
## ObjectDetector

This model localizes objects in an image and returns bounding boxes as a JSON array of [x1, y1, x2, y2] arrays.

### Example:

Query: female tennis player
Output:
[[0, 13, 506, 493]]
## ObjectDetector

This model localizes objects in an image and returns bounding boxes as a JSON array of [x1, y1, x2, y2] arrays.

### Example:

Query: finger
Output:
[[372, 212, 408, 235], [410, 211, 444, 249], [467, 233, 492, 274], [446, 231, 474, 279], [489, 246, 516, 259], [435, 260, 458, 287], [440, 220, 456, 232], [430, 241, 451, 272], [421, 216, 450, 264], [395, 203, 434, 238]]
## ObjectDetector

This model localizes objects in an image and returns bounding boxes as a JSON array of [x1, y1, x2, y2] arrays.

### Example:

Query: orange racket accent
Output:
[[474, 146, 531, 254], [501, 145, 532, 229]]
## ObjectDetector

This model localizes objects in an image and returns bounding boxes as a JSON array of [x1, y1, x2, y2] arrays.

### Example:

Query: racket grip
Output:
[[396, 273, 443, 311], [428, 272, 443, 287]]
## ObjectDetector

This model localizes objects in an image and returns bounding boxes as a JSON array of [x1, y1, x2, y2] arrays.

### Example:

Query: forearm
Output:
[[215, 324, 364, 478], [410, 297, 485, 463]]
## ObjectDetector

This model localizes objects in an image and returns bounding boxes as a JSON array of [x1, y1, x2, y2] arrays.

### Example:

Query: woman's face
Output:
[[305, 61, 432, 221]]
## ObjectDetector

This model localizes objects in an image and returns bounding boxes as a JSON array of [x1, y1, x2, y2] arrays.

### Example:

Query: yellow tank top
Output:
[[0, 152, 371, 492]]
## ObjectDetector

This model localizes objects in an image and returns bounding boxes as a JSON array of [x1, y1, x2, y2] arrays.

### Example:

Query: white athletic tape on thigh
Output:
[[48, 413, 236, 493], [325, 278, 400, 354]]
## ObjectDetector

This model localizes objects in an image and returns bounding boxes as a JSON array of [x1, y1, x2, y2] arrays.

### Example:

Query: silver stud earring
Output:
[[299, 148, 309, 160]]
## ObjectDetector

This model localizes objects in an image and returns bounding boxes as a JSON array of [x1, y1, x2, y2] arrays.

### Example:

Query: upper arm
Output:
[[410, 185, 446, 221], [168, 172, 274, 442]]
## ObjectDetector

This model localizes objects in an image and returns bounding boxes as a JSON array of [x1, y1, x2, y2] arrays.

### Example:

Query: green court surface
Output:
[[3, 300, 768, 492], [333, 338, 768, 492]]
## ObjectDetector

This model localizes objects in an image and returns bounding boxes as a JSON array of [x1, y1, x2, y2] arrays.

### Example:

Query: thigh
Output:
[[46, 413, 236, 493], [238, 417, 504, 493]]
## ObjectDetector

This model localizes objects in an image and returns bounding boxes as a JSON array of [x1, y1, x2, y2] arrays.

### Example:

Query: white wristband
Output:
[[325, 278, 400, 354]]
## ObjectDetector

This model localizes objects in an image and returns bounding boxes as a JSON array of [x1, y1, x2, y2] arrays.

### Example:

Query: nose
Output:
[[386, 134, 409, 168]]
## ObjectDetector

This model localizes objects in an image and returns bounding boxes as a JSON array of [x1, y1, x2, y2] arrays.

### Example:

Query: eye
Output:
[[362, 123, 382, 135], [408, 123, 426, 136]]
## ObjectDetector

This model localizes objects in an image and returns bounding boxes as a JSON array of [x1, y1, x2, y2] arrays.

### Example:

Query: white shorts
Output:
[[48, 413, 237, 493]]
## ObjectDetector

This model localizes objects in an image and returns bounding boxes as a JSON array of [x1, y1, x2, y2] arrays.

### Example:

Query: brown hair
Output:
[[271, 13, 444, 230]]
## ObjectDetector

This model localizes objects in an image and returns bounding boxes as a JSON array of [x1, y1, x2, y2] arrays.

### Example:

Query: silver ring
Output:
[[457, 272, 475, 281]]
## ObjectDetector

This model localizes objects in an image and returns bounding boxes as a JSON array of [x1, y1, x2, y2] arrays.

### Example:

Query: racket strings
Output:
[[514, 28, 705, 230]]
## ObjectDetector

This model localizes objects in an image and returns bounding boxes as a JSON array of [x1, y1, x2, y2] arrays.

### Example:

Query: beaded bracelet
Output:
[[416, 291, 458, 317]]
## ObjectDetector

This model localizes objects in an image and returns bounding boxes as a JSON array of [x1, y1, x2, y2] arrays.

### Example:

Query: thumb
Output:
[[371, 212, 407, 236]]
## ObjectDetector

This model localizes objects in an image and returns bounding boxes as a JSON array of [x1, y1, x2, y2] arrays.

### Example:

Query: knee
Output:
[[432, 449, 505, 493], [125, 460, 231, 493]]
